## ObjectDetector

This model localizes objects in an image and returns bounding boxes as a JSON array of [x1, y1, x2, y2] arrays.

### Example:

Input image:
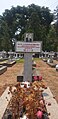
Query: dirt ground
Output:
[[0, 63, 23, 96], [36, 59, 58, 103], [0, 59, 58, 103]]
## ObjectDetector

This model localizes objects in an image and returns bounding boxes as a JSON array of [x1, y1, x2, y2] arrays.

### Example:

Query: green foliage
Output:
[[0, 4, 54, 51], [47, 25, 58, 51], [0, 20, 11, 51], [54, 6, 58, 36]]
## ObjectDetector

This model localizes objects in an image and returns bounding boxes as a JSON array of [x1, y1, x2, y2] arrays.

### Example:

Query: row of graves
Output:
[[42, 51, 58, 60], [0, 33, 58, 119], [0, 51, 16, 75], [0, 51, 7, 75], [0, 49, 24, 75], [42, 51, 58, 71]]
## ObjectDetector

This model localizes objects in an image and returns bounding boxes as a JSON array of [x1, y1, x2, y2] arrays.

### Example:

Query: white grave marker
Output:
[[15, 33, 42, 82], [16, 42, 42, 53]]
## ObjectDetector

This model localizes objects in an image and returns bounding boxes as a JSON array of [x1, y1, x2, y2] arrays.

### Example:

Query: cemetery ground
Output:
[[0, 58, 58, 103]]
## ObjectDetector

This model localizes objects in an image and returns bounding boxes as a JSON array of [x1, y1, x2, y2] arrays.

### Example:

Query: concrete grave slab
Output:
[[0, 87, 12, 119], [43, 87, 58, 119], [0, 66, 7, 75]]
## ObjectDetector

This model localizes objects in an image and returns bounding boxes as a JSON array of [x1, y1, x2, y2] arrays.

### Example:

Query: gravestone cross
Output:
[[15, 33, 42, 82], [23, 33, 33, 81]]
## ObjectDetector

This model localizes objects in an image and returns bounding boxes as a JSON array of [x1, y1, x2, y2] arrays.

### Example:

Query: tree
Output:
[[0, 20, 11, 51], [0, 4, 53, 51], [47, 25, 58, 51], [26, 5, 53, 50], [54, 6, 58, 36]]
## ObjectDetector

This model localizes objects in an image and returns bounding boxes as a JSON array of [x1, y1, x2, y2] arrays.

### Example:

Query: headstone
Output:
[[0, 52, 3, 59], [49, 52, 53, 63], [8, 51, 14, 61], [15, 32, 42, 82], [1, 51, 7, 59]]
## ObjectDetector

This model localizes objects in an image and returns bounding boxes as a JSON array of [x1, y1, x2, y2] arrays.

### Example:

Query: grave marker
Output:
[[15, 33, 42, 82]]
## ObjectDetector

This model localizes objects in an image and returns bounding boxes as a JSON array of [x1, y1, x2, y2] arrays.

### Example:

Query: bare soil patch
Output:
[[0, 63, 23, 96], [36, 59, 58, 103]]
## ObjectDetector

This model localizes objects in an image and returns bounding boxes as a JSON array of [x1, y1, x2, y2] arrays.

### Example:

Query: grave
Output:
[[54, 52, 58, 60], [0, 65, 7, 75], [2, 83, 48, 119], [56, 64, 58, 71], [7, 51, 16, 67], [7, 60, 16, 67], [0, 59, 16, 67], [0, 51, 7, 61], [0, 33, 58, 118], [47, 60, 56, 68], [42, 51, 48, 62], [47, 52, 56, 68], [0, 60, 8, 65], [1, 83, 58, 119], [15, 33, 42, 82]]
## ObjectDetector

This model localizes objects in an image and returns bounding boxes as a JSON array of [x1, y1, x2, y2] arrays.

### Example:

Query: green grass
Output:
[[16, 57, 41, 63], [16, 58, 24, 63], [34, 58, 41, 61]]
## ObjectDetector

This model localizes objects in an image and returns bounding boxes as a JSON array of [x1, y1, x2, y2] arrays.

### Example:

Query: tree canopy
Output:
[[0, 4, 57, 51], [47, 6, 58, 52]]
